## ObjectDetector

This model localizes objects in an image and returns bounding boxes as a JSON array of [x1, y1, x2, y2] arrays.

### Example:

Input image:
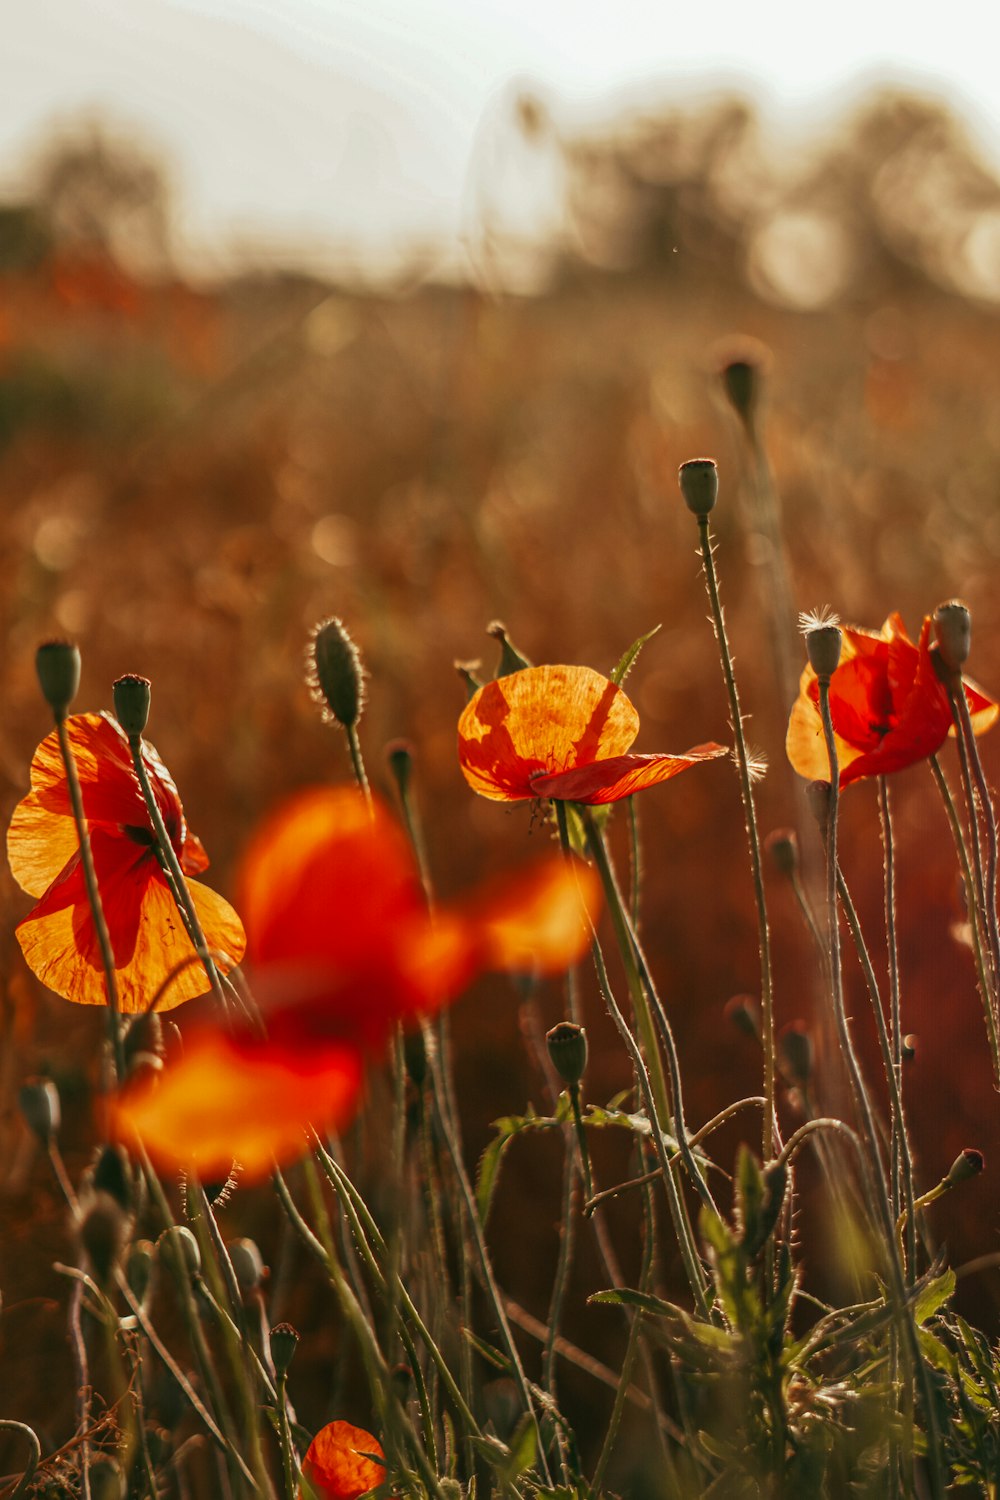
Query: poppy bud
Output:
[[778, 1022, 813, 1087], [807, 780, 832, 832], [546, 1021, 588, 1087], [18, 1077, 61, 1143], [903, 1033, 917, 1061], [126, 1239, 155, 1302], [87, 1454, 125, 1500], [228, 1237, 265, 1295], [309, 616, 366, 728], [804, 624, 843, 680], [946, 1148, 984, 1186], [725, 994, 760, 1041], [385, 739, 414, 799], [933, 600, 972, 674], [91, 1143, 133, 1213], [124, 1011, 164, 1069], [764, 827, 798, 877], [36, 639, 81, 718], [487, 620, 532, 676], [157, 1224, 201, 1278], [678, 458, 718, 517], [270, 1321, 300, 1378], [113, 674, 151, 738], [403, 1026, 428, 1088], [79, 1191, 130, 1284]]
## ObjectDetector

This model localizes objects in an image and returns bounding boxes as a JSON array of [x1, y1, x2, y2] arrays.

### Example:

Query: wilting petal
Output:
[[461, 855, 601, 973], [531, 744, 728, 804], [298, 1421, 387, 1500], [17, 856, 245, 1014], [115, 1031, 364, 1180], [238, 786, 421, 970], [458, 665, 640, 801]]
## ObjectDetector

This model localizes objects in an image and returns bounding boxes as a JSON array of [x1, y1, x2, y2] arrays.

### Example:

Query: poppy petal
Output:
[[114, 1031, 364, 1181], [16, 861, 245, 1014], [298, 1421, 387, 1500], [458, 665, 639, 801], [530, 744, 728, 804]]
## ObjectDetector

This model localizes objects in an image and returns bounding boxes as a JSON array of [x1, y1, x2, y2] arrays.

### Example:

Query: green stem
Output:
[[55, 715, 126, 1080], [877, 778, 917, 1276], [0, 1421, 42, 1500], [696, 514, 776, 1161], [950, 681, 1000, 999], [542, 1126, 577, 1404]]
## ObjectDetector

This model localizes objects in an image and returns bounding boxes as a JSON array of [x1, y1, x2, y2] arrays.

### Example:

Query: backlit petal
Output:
[[114, 1031, 363, 1180], [530, 744, 728, 804], [457, 665, 639, 801], [461, 855, 601, 973], [298, 1421, 387, 1500]]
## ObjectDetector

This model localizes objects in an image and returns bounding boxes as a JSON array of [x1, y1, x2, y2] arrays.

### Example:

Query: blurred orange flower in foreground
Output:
[[7, 713, 245, 1013], [786, 613, 997, 786], [116, 786, 599, 1179], [298, 1421, 387, 1500], [458, 664, 726, 804]]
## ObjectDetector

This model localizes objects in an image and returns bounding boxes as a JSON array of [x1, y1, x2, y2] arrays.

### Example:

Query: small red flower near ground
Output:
[[786, 613, 998, 786], [298, 1421, 387, 1500], [115, 786, 599, 1179], [458, 663, 726, 804], [7, 713, 245, 1012]]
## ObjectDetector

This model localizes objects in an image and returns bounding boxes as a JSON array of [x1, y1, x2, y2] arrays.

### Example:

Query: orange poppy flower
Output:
[[115, 786, 599, 1179], [457, 664, 727, 804], [7, 713, 245, 1013], [298, 1421, 387, 1500], [786, 613, 998, 786]]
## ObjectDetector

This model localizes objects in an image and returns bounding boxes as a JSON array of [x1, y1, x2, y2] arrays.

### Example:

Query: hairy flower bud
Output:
[[19, 1077, 61, 1143], [487, 620, 532, 677], [113, 674, 151, 738], [933, 600, 972, 674], [157, 1224, 201, 1279], [79, 1191, 130, 1284], [678, 458, 718, 518], [229, 1237, 265, 1295], [764, 827, 798, 878], [725, 994, 760, 1041], [778, 1022, 813, 1087], [36, 640, 81, 718], [546, 1021, 589, 1087], [309, 616, 366, 728]]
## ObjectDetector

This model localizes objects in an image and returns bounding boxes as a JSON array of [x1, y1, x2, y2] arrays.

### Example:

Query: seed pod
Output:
[[36, 640, 81, 718], [678, 458, 718, 517], [270, 1322, 300, 1378], [19, 1077, 61, 1143], [804, 624, 843, 680], [934, 600, 972, 674], [546, 1021, 588, 1087], [113, 674, 151, 738]]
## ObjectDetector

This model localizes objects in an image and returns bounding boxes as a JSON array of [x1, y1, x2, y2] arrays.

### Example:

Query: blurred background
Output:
[[6, 0, 1000, 1483]]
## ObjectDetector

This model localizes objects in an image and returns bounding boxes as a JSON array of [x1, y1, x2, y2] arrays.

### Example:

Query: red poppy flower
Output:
[[7, 713, 245, 1013], [298, 1421, 387, 1500], [457, 664, 727, 804], [115, 786, 599, 1179], [786, 613, 998, 786]]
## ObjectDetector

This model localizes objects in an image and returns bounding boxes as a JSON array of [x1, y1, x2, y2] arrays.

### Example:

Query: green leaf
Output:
[[498, 1412, 538, 1483], [589, 1287, 677, 1317], [476, 1106, 560, 1226], [913, 1268, 955, 1326], [610, 624, 662, 686]]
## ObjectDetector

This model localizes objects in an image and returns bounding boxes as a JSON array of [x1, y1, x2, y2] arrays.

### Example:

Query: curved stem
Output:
[[0, 1421, 42, 1500]]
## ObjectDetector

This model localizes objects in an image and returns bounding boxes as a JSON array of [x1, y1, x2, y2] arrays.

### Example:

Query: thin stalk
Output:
[[695, 514, 776, 1161], [274, 1371, 298, 1500], [627, 796, 642, 931], [877, 778, 917, 1275], [542, 1130, 577, 1403], [0, 1421, 42, 1500], [929, 753, 999, 1080], [950, 681, 1000, 995], [127, 737, 227, 1009], [69, 1280, 93, 1500], [587, 932, 710, 1318], [950, 701, 994, 988], [55, 715, 126, 1080], [346, 722, 371, 803]]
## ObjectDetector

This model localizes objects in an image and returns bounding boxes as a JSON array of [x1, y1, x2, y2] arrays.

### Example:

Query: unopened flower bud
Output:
[[946, 1148, 984, 1186], [228, 1237, 265, 1295], [385, 739, 414, 800], [546, 1021, 588, 1087], [270, 1322, 300, 1379], [764, 828, 798, 877], [79, 1191, 130, 1283], [88, 1454, 125, 1500], [390, 1363, 413, 1400], [113, 674, 151, 738], [123, 1011, 164, 1069], [126, 1239, 155, 1302], [678, 458, 718, 518], [778, 1023, 813, 1087], [19, 1077, 60, 1143], [807, 780, 832, 832], [487, 620, 532, 677], [157, 1224, 201, 1279], [934, 600, 972, 674], [903, 1033, 917, 1061], [36, 640, 81, 718], [309, 616, 366, 728], [725, 995, 760, 1041], [805, 624, 843, 680], [91, 1144, 133, 1213]]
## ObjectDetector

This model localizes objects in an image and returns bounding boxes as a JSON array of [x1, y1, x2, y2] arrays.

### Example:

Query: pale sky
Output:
[[6, 0, 1000, 279]]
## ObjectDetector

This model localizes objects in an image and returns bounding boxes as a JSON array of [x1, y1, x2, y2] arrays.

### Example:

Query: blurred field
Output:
[[5, 86, 1000, 1478]]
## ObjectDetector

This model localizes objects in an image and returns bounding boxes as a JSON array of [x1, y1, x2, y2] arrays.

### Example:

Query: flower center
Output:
[[122, 824, 157, 848]]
